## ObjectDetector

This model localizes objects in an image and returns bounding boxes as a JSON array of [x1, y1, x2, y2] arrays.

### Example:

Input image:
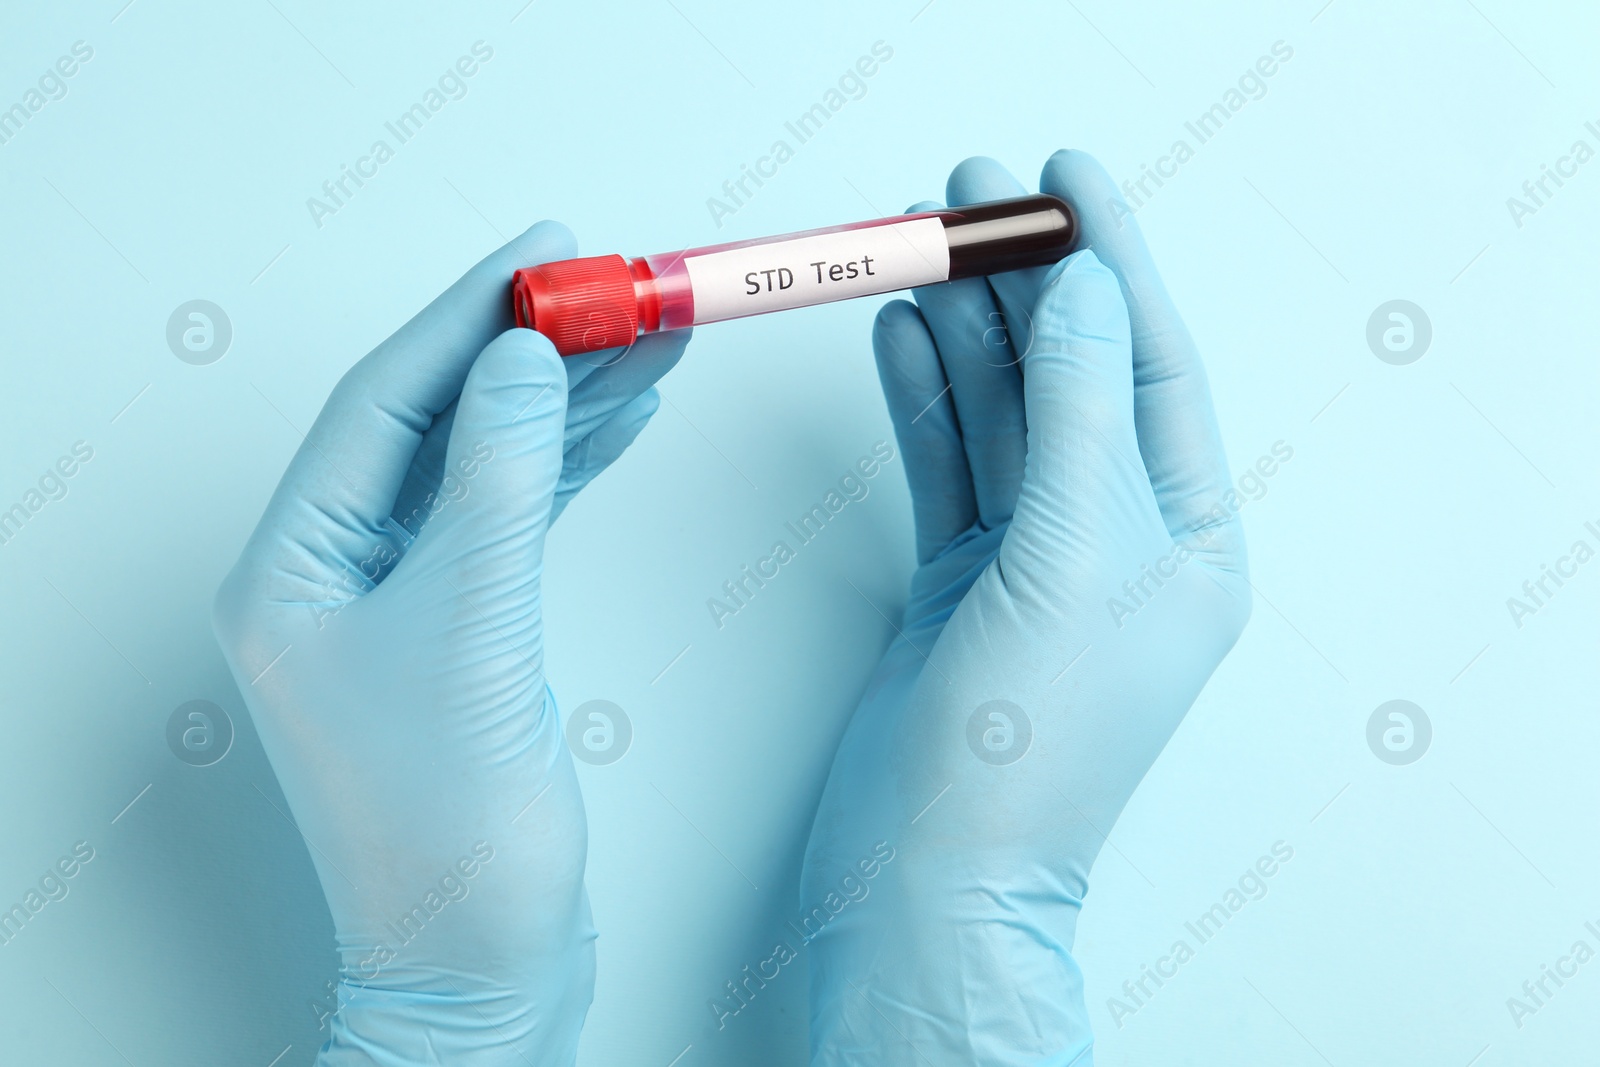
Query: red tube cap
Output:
[[512, 255, 639, 356]]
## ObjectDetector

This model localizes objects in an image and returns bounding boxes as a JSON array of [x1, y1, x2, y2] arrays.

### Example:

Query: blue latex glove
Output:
[[213, 222, 687, 1066], [801, 151, 1250, 1065]]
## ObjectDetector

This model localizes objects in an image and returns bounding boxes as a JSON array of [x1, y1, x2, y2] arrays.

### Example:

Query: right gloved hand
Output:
[[802, 151, 1251, 1066]]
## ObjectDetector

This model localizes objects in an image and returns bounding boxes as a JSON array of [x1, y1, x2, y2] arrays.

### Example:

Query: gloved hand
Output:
[[213, 222, 687, 1066], [801, 151, 1250, 1066]]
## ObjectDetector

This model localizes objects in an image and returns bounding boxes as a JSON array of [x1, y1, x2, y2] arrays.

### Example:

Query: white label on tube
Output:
[[684, 217, 951, 325]]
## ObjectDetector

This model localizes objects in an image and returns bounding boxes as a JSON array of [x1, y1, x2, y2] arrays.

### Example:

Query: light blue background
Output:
[[2, 1, 1597, 1063]]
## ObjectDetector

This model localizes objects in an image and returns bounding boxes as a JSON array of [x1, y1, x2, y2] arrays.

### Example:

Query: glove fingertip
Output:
[[628, 387, 662, 423], [499, 326, 568, 381], [1035, 250, 1129, 346], [873, 298, 925, 344], [629, 327, 693, 373], [947, 155, 1026, 207], [1040, 248, 1110, 288], [515, 219, 579, 263], [1042, 147, 1109, 182], [464, 330, 569, 439], [871, 300, 941, 390]]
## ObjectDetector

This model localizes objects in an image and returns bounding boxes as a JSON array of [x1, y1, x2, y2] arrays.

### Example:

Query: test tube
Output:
[[512, 194, 1077, 356]]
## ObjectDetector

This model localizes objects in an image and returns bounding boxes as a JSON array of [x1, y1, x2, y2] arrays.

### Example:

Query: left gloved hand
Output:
[[801, 151, 1250, 1066], [213, 222, 687, 1066]]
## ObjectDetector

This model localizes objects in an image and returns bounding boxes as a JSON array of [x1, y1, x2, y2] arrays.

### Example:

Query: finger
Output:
[[562, 328, 690, 447], [407, 328, 568, 586], [1040, 150, 1242, 571], [250, 221, 577, 586], [944, 156, 1056, 362], [1007, 251, 1160, 567], [552, 388, 662, 521], [910, 196, 1026, 530], [388, 327, 691, 544], [872, 300, 978, 563]]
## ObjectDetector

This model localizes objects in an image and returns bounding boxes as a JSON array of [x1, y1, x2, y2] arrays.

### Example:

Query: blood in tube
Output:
[[511, 194, 1077, 356]]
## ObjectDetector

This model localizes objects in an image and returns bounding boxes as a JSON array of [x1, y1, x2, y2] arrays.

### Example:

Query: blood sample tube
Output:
[[512, 194, 1076, 356]]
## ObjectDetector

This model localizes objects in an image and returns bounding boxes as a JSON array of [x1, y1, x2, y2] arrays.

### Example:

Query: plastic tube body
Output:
[[513, 194, 1075, 355]]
